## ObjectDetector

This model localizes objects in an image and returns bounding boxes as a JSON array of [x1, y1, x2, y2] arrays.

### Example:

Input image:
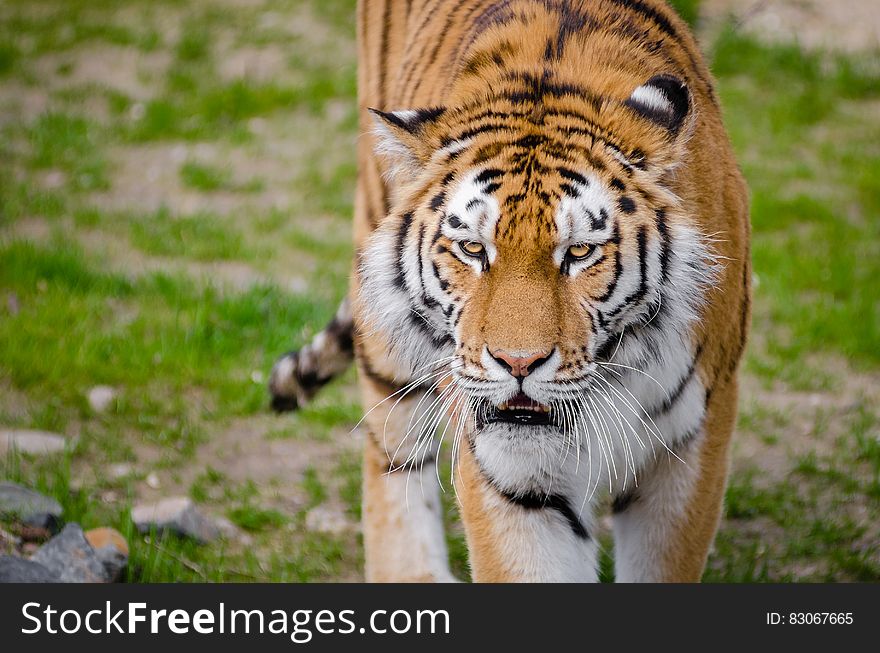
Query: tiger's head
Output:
[[356, 72, 717, 465]]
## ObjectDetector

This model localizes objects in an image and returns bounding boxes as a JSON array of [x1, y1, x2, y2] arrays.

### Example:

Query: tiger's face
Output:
[[357, 76, 714, 471], [433, 156, 638, 427]]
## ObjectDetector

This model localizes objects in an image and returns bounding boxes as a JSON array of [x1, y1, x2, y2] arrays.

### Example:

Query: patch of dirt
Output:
[[734, 356, 880, 484], [92, 143, 253, 216], [32, 45, 171, 102], [701, 0, 880, 52], [217, 43, 292, 84], [134, 415, 363, 516]]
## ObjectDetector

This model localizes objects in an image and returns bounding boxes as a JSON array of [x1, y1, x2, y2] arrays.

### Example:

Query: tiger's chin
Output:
[[470, 404, 577, 496]]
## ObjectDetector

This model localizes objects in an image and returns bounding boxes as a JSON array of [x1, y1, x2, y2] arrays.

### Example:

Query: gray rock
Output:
[[0, 429, 67, 456], [213, 515, 253, 546], [0, 482, 63, 529], [0, 555, 59, 583], [32, 523, 109, 583], [87, 385, 117, 413], [131, 497, 219, 543]]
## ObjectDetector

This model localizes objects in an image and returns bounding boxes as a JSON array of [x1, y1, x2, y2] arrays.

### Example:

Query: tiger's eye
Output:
[[460, 241, 485, 257], [567, 244, 593, 260]]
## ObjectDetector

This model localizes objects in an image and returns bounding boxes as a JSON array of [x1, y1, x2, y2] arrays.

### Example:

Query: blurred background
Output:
[[0, 0, 877, 582]]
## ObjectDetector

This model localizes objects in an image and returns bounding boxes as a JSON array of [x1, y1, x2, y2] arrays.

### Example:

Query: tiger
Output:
[[269, 0, 750, 582]]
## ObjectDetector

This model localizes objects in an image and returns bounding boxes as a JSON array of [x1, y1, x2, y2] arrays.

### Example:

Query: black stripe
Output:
[[501, 490, 590, 540], [431, 261, 450, 291], [618, 196, 636, 214], [429, 191, 446, 212], [656, 208, 671, 282], [475, 168, 504, 184], [648, 343, 704, 418], [409, 312, 453, 348], [325, 316, 354, 355], [607, 226, 648, 318], [465, 198, 485, 212], [558, 167, 588, 186], [393, 212, 414, 290], [596, 226, 622, 302], [611, 489, 639, 514], [356, 351, 405, 394], [415, 223, 439, 310], [559, 182, 579, 198]]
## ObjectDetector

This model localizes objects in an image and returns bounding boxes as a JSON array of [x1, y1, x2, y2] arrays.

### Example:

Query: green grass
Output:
[[1, 0, 878, 583], [127, 207, 251, 260], [179, 161, 264, 193], [227, 505, 287, 532], [0, 240, 333, 424], [26, 112, 109, 192]]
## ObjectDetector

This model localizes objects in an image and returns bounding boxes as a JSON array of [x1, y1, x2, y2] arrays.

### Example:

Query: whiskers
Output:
[[548, 361, 688, 509], [357, 354, 475, 508], [357, 352, 688, 516]]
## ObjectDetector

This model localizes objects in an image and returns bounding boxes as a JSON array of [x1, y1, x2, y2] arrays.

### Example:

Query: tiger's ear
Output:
[[624, 75, 690, 135], [369, 107, 446, 183]]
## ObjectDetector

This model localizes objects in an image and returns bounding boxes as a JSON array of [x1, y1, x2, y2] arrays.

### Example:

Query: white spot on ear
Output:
[[625, 75, 690, 133], [629, 85, 674, 116]]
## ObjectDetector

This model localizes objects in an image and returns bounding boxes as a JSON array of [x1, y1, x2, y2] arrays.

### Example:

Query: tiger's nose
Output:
[[489, 349, 553, 379]]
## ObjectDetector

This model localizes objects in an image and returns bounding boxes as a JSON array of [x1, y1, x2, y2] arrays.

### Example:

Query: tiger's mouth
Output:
[[485, 391, 552, 426]]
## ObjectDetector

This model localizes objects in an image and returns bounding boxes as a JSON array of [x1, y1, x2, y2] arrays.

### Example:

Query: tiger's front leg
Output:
[[612, 378, 738, 582], [357, 341, 457, 583]]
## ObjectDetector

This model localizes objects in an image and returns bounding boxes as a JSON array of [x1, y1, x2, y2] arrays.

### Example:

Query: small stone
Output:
[[213, 516, 253, 546], [0, 555, 59, 583], [129, 102, 145, 121], [131, 497, 220, 543], [84, 527, 128, 582], [304, 506, 352, 536], [0, 429, 68, 456], [0, 482, 63, 530], [100, 490, 119, 504], [6, 292, 19, 316], [145, 472, 161, 489], [43, 170, 66, 189], [87, 385, 117, 413], [108, 463, 134, 479], [32, 523, 109, 583], [15, 525, 52, 543]]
